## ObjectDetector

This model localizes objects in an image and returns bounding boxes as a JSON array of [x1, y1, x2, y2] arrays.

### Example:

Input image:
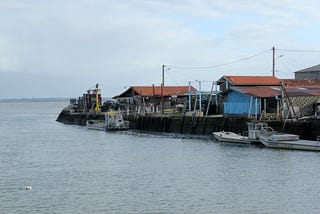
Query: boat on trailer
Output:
[[259, 133, 320, 151]]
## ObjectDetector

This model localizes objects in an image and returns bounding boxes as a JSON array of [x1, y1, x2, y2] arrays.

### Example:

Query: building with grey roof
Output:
[[295, 64, 320, 79]]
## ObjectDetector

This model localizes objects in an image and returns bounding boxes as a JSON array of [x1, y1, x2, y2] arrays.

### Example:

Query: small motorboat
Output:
[[213, 131, 249, 144], [104, 111, 129, 131], [247, 122, 275, 144], [212, 122, 274, 144], [86, 111, 129, 131], [259, 133, 320, 151], [86, 119, 106, 131]]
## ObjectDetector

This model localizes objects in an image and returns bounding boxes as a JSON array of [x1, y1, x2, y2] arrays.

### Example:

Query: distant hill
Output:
[[0, 98, 71, 102]]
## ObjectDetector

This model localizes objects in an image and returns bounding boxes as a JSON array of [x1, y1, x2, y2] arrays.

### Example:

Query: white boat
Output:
[[213, 131, 249, 144], [86, 119, 106, 131], [259, 133, 320, 151], [104, 111, 129, 131], [213, 122, 273, 144], [86, 111, 129, 131], [247, 122, 275, 144]]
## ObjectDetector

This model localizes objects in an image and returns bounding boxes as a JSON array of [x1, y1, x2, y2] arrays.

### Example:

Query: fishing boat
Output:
[[247, 122, 275, 144], [213, 131, 249, 144], [259, 133, 320, 151], [212, 122, 273, 144], [104, 111, 129, 131], [86, 111, 129, 131], [86, 119, 106, 131]]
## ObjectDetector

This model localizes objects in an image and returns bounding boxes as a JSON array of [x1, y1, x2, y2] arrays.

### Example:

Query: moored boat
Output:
[[259, 133, 320, 151], [86, 111, 129, 131], [212, 122, 274, 144], [104, 111, 129, 131], [86, 119, 106, 131], [247, 122, 275, 144], [213, 131, 249, 144]]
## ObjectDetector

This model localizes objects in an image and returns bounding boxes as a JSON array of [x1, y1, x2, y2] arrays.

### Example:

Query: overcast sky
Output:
[[1, 0, 320, 98]]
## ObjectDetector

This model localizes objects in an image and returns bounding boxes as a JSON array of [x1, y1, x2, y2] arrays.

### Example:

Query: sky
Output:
[[1, 0, 320, 98]]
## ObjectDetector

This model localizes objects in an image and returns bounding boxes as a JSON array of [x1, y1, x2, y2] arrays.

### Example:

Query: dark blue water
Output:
[[1, 101, 320, 213]]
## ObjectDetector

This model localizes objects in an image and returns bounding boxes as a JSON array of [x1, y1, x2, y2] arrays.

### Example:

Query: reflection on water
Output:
[[1, 101, 320, 213]]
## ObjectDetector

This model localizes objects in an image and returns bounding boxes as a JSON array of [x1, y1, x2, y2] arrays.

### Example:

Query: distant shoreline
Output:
[[0, 98, 71, 102]]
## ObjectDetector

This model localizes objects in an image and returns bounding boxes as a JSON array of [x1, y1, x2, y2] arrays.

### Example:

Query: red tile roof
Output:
[[232, 86, 281, 98], [281, 79, 320, 88], [286, 87, 320, 97], [232, 85, 320, 98], [132, 86, 197, 96], [115, 86, 197, 98], [223, 76, 281, 86]]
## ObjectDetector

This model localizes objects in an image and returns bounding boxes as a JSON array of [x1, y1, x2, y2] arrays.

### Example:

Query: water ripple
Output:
[[1, 102, 320, 213]]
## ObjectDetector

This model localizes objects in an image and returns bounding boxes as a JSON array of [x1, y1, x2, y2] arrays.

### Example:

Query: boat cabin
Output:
[[105, 111, 129, 130], [247, 122, 274, 142]]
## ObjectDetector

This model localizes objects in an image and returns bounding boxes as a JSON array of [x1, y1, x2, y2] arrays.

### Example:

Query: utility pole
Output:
[[198, 81, 202, 112], [272, 46, 275, 76], [161, 65, 165, 115], [188, 81, 191, 111], [162, 64, 165, 86]]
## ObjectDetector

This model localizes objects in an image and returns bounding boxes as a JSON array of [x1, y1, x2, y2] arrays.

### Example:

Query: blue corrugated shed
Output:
[[224, 91, 260, 115]]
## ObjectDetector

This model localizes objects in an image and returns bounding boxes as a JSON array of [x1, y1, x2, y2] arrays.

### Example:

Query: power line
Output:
[[166, 48, 272, 70], [281, 57, 305, 70], [276, 48, 320, 53]]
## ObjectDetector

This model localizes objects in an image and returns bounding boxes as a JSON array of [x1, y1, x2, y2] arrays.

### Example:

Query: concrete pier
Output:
[[56, 109, 320, 141], [56, 109, 104, 125]]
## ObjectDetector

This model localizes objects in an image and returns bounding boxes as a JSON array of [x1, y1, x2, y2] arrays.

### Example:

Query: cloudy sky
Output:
[[1, 0, 320, 98]]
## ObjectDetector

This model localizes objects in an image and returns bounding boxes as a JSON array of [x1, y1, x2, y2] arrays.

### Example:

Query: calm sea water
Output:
[[1, 101, 320, 213]]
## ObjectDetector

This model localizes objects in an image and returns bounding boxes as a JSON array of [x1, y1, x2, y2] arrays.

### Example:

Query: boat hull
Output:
[[259, 134, 320, 151], [105, 124, 129, 131], [86, 116, 130, 131], [86, 120, 106, 131], [213, 131, 249, 144]]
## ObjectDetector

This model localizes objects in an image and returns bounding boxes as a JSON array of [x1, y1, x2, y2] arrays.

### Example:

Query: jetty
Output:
[[57, 76, 320, 142], [57, 108, 320, 141]]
